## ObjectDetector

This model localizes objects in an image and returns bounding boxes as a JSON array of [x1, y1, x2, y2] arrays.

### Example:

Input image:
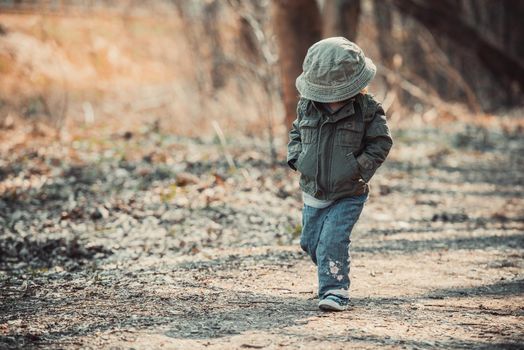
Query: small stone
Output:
[[91, 206, 109, 220]]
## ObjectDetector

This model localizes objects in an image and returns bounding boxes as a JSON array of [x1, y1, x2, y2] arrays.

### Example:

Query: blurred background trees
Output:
[[386, 0, 524, 109], [271, 0, 523, 127], [0, 0, 522, 144], [271, 0, 321, 129]]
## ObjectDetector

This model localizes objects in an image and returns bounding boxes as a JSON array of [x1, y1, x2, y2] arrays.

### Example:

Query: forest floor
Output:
[[1, 118, 523, 349]]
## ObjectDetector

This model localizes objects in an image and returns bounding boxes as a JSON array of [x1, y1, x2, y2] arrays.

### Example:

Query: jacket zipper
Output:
[[326, 121, 335, 194], [315, 118, 328, 196], [316, 117, 333, 198]]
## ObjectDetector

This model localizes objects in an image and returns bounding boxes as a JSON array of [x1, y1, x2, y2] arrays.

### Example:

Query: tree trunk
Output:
[[389, 0, 524, 104], [203, 0, 225, 90], [271, 0, 322, 129], [323, 0, 361, 41], [373, 0, 394, 68]]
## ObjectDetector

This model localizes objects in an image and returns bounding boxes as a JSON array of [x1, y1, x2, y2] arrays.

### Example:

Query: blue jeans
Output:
[[300, 192, 369, 299]]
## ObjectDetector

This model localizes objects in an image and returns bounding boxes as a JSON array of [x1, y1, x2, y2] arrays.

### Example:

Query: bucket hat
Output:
[[295, 37, 376, 103]]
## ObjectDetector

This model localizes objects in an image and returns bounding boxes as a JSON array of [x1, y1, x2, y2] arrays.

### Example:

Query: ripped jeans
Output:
[[300, 192, 369, 299]]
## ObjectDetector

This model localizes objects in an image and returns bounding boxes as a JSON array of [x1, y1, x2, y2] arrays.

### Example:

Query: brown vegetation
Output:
[[0, 1, 523, 349]]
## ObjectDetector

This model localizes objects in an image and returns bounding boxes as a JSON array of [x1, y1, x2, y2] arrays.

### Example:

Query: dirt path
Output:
[[1, 121, 523, 349]]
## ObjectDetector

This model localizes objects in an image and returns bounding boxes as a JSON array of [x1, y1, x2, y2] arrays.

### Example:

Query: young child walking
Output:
[[287, 37, 393, 311]]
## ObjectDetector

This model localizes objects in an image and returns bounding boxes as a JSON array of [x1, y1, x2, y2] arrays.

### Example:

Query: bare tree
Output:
[[389, 0, 524, 106], [271, 0, 322, 129], [373, 0, 394, 68], [322, 0, 361, 41], [203, 0, 226, 89]]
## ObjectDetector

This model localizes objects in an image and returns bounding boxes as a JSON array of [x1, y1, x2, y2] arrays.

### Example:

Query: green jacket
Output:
[[287, 93, 393, 200]]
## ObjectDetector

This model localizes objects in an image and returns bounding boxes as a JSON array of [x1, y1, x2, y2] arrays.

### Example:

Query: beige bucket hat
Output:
[[295, 37, 376, 103]]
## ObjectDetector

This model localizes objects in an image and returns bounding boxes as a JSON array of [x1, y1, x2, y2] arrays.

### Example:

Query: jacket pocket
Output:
[[295, 145, 316, 180], [336, 120, 363, 148], [299, 118, 319, 144], [331, 151, 362, 192], [345, 152, 362, 181]]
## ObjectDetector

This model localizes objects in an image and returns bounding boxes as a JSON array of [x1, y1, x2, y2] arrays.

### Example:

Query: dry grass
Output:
[[0, 4, 522, 157], [0, 5, 283, 145]]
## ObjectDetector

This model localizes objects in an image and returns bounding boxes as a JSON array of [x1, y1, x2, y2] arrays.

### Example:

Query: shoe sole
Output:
[[318, 299, 347, 311]]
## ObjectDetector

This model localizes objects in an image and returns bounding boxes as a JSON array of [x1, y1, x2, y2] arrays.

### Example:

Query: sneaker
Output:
[[318, 294, 349, 311]]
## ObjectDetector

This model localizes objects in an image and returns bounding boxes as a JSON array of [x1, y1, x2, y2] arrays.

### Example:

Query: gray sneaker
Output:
[[318, 294, 349, 311]]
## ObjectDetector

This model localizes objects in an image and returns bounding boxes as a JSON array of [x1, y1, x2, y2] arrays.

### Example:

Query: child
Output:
[[287, 37, 393, 311]]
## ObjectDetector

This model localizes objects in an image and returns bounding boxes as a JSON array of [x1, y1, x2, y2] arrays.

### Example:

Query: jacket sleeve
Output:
[[356, 102, 393, 182], [286, 101, 303, 171]]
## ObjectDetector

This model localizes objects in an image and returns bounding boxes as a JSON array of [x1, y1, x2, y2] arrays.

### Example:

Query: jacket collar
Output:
[[311, 99, 355, 123]]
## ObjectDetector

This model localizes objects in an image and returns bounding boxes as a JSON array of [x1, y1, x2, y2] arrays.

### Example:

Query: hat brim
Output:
[[295, 57, 376, 103]]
